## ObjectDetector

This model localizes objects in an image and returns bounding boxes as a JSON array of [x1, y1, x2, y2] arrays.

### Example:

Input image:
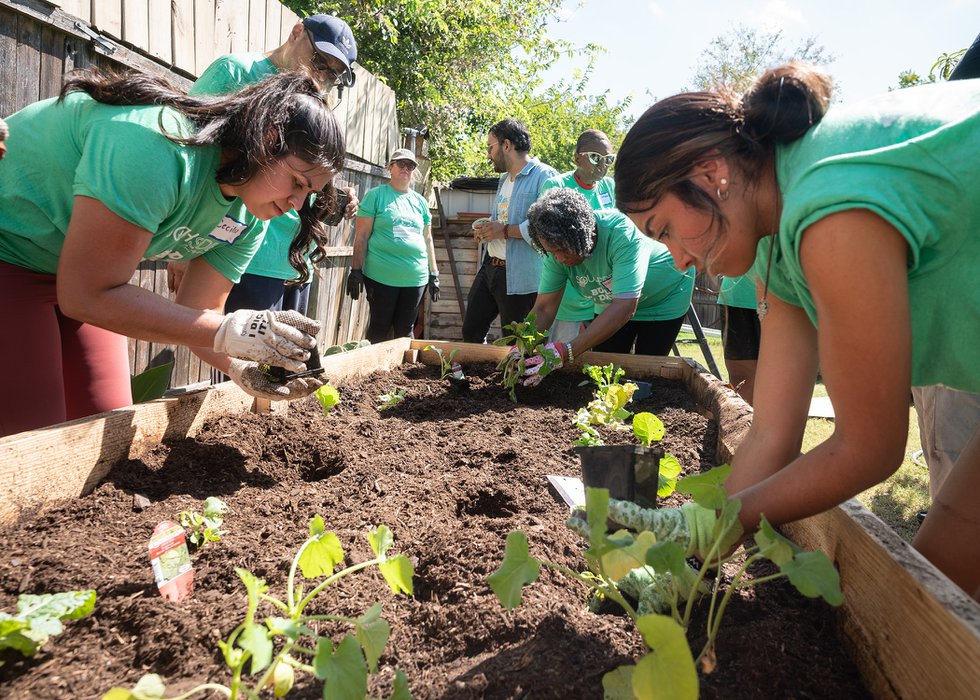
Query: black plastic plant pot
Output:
[[631, 381, 653, 400], [574, 444, 664, 509]]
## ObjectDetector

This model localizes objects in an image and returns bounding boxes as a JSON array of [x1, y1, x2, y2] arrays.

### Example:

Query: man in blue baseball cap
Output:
[[168, 15, 360, 373]]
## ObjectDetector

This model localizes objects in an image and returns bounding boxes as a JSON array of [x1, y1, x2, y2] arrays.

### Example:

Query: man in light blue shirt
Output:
[[463, 118, 557, 342]]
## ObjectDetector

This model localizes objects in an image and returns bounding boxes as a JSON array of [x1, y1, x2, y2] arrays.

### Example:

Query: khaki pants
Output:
[[912, 385, 980, 498]]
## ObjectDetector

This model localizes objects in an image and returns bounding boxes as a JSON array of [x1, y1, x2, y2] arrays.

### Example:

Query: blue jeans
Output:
[[224, 273, 311, 315]]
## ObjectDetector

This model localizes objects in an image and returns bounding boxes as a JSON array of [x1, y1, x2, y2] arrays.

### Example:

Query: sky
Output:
[[542, 0, 980, 120]]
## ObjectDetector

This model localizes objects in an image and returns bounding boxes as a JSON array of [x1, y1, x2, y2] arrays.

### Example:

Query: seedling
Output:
[[489, 467, 843, 700], [423, 345, 460, 380], [102, 518, 414, 700], [178, 497, 229, 549], [377, 388, 407, 411], [632, 412, 681, 497], [314, 384, 340, 415], [494, 314, 560, 401], [577, 363, 638, 428], [0, 589, 96, 666]]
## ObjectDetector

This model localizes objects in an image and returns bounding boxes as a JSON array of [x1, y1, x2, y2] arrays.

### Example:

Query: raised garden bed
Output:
[[1, 340, 978, 698]]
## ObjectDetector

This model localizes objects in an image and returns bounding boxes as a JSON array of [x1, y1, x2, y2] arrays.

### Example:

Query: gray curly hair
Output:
[[527, 188, 597, 258]]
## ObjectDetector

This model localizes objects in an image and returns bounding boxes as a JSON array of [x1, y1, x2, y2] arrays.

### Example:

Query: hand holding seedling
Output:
[[228, 359, 325, 400], [521, 341, 567, 387], [213, 309, 321, 372]]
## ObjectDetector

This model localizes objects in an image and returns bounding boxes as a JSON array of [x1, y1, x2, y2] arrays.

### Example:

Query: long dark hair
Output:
[[60, 70, 346, 283], [615, 62, 832, 230]]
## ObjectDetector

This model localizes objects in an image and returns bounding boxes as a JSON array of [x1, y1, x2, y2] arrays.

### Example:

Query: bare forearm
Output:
[[569, 301, 634, 357]]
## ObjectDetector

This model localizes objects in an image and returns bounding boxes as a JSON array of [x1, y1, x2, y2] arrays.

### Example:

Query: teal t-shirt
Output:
[[0, 92, 263, 282], [190, 53, 308, 282], [539, 210, 694, 322], [754, 78, 980, 393], [359, 184, 432, 287], [717, 274, 757, 310], [540, 172, 617, 321]]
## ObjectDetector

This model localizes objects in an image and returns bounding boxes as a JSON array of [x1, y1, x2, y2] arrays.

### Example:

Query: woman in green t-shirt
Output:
[[609, 63, 980, 598], [0, 70, 346, 438], [345, 149, 439, 343]]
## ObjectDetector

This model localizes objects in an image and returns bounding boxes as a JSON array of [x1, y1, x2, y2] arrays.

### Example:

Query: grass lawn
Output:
[[672, 332, 929, 543]]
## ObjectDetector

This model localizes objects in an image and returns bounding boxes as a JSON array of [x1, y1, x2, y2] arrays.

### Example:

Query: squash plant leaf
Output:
[[265, 616, 313, 641], [388, 669, 412, 700], [355, 603, 390, 673], [315, 385, 340, 415], [299, 532, 344, 579], [312, 634, 368, 699], [781, 551, 844, 606], [100, 673, 167, 700], [645, 540, 688, 577], [239, 621, 273, 674], [2, 589, 96, 658], [367, 524, 394, 558], [236, 568, 269, 608], [754, 516, 796, 566], [378, 554, 414, 595], [676, 465, 732, 509], [600, 530, 659, 581], [633, 614, 699, 700], [601, 664, 636, 699], [657, 453, 682, 498], [633, 412, 665, 445], [487, 531, 541, 608], [309, 514, 327, 537]]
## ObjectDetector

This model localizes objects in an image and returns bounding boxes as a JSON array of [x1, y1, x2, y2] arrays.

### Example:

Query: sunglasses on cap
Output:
[[578, 151, 616, 167]]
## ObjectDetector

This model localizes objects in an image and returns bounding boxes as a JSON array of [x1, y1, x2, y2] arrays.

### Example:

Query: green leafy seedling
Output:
[[0, 590, 96, 666], [178, 496, 228, 549], [314, 384, 340, 416], [493, 313, 558, 401], [423, 345, 460, 380], [102, 518, 414, 700], [377, 388, 407, 411]]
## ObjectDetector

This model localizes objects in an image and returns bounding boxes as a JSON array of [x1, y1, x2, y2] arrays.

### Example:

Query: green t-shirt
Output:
[[0, 92, 263, 282], [540, 172, 617, 321], [539, 210, 694, 322], [717, 274, 757, 310], [359, 184, 432, 287], [190, 53, 308, 282], [754, 78, 980, 392]]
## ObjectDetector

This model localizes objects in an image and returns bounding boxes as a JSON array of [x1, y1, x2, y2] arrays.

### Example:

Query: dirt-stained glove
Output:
[[213, 309, 319, 373], [427, 274, 440, 302], [346, 269, 365, 300], [598, 564, 707, 616], [521, 342, 567, 387], [227, 359, 324, 401]]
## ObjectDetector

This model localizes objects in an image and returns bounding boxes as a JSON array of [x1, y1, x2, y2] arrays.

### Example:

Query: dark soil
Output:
[[0, 362, 870, 699]]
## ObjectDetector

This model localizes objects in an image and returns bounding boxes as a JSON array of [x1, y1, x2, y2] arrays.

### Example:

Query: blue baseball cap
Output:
[[302, 15, 357, 85]]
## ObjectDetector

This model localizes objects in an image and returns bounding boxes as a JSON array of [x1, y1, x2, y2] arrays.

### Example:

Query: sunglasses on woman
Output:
[[579, 151, 616, 166], [392, 160, 418, 171]]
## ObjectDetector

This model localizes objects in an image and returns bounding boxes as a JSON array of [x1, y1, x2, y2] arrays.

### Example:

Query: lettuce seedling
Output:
[[422, 345, 460, 380], [377, 388, 407, 411], [0, 589, 96, 666], [314, 384, 340, 416], [489, 468, 843, 700], [178, 497, 228, 550], [632, 412, 681, 498], [493, 313, 558, 402], [102, 518, 414, 700]]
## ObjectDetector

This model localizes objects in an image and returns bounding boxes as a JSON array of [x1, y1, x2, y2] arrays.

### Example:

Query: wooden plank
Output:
[[53, 0, 90, 24], [14, 8, 41, 107], [246, 0, 264, 51], [227, 0, 247, 53], [0, 9, 17, 112], [782, 502, 980, 700], [146, 0, 171, 63], [263, 0, 279, 52], [279, 3, 296, 42], [121, 0, 148, 49], [171, 0, 194, 74], [193, 0, 216, 75], [38, 23, 64, 95], [92, 0, 121, 39], [213, 0, 233, 56]]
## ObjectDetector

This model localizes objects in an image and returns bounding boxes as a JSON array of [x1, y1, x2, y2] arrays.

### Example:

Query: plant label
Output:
[[148, 520, 194, 602]]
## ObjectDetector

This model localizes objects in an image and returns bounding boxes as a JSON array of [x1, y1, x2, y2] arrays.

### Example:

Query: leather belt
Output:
[[489, 256, 506, 268]]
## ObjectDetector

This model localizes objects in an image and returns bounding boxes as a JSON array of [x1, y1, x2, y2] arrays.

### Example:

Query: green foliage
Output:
[[130, 361, 174, 404], [896, 48, 967, 88], [691, 23, 834, 93], [574, 363, 638, 432], [0, 590, 96, 666], [287, 1, 631, 180], [489, 469, 844, 698], [494, 313, 556, 401], [179, 497, 229, 550], [102, 519, 414, 700], [314, 384, 341, 415], [377, 387, 407, 411], [631, 412, 665, 446], [422, 345, 460, 379]]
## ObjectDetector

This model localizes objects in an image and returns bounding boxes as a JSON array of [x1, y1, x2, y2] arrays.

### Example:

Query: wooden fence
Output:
[[1, 0, 399, 388]]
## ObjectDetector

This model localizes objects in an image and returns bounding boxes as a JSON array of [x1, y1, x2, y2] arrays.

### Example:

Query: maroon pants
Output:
[[0, 260, 132, 437]]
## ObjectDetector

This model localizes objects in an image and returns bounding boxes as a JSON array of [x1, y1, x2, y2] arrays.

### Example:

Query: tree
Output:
[[895, 49, 966, 89], [690, 24, 834, 93]]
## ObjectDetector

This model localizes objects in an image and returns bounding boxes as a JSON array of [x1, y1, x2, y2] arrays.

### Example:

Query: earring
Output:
[[717, 178, 729, 201]]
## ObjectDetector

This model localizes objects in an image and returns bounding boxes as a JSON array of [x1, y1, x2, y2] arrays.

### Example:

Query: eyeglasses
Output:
[[579, 151, 616, 167], [306, 30, 346, 86], [392, 160, 418, 171], [486, 141, 499, 154]]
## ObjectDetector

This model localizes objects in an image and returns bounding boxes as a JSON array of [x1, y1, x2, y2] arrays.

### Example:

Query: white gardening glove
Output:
[[227, 359, 325, 401], [213, 310, 320, 372], [521, 341, 566, 387]]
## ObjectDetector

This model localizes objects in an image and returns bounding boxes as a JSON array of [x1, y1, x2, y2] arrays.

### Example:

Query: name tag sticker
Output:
[[392, 224, 416, 240], [599, 191, 613, 207], [208, 216, 249, 244]]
